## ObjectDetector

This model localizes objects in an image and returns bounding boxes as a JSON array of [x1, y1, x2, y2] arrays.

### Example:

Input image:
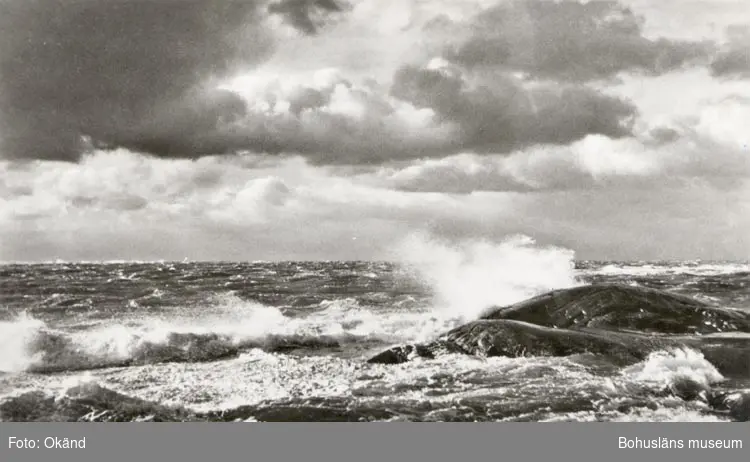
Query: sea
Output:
[[2, 242, 749, 422]]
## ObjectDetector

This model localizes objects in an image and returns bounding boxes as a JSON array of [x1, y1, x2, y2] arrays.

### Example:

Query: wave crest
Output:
[[1, 295, 454, 373], [622, 347, 724, 401], [3, 322, 346, 374]]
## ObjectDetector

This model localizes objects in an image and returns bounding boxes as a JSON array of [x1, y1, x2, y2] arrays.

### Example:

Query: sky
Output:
[[0, 0, 749, 262]]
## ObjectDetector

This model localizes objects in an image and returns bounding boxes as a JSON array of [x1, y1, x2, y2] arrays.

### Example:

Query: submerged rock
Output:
[[481, 284, 750, 334]]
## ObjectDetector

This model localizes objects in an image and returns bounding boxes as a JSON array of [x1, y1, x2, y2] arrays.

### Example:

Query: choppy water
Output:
[[1, 257, 749, 422]]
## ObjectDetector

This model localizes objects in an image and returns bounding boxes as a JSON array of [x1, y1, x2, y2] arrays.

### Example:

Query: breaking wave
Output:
[[623, 347, 724, 389], [393, 233, 579, 320], [0, 295, 460, 373], [621, 347, 724, 403], [3, 354, 747, 422]]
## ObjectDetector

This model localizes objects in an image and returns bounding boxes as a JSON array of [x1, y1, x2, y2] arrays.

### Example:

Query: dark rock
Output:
[[204, 397, 396, 422], [366, 339, 469, 365], [729, 393, 750, 422], [481, 284, 750, 334], [366, 323, 750, 376], [696, 339, 750, 378], [264, 334, 341, 353], [435, 320, 660, 366], [132, 332, 240, 364], [0, 384, 197, 422], [367, 344, 436, 364], [367, 319, 663, 366], [707, 390, 750, 421], [365, 284, 750, 379], [665, 377, 710, 402], [0, 391, 59, 421]]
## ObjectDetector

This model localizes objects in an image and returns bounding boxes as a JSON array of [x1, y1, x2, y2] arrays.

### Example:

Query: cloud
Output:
[[217, 60, 635, 164], [1, 0, 723, 166], [375, 140, 658, 194], [1, 0, 701, 166], [619, 0, 750, 43], [441, 0, 713, 81], [390, 60, 636, 153], [0, 0, 344, 163], [2, 147, 748, 262], [220, 68, 460, 163], [378, 153, 540, 194], [370, 94, 750, 194], [268, 0, 343, 34], [0, 149, 488, 260], [214, 59, 637, 165], [711, 26, 750, 77]]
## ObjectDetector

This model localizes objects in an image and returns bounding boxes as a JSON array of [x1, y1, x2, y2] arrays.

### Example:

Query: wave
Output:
[[581, 262, 750, 277], [22, 329, 348, 373], [2, 346, 748, 422], [0, 379, 396, 422], [0, 295, 463, 373], [0, 320, 343, 374], [3, 378, 747, 422], [392, 233, 579, 321], [2, 234, 587, 375], [621, 347, 724, 401]]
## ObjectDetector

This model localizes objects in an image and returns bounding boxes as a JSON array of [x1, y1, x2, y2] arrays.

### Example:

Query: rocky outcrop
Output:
[[481, 284, 750, 334], [368, 319, 660, 366], [367, 284, 750, 377], [432, 320, 657, 364]]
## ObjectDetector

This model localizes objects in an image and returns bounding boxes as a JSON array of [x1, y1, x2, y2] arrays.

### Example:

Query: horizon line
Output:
[[1, 259, 749, 265]]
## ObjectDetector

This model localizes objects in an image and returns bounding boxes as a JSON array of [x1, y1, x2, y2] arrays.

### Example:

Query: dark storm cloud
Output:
[[150, 62, 636, 165], [105, 88, 251, 157], [443, 0, 713, 82], [391, 65, 636, 153], [0, 0, 709, 166], [0, 0, 340, 162], [268, 0, 343, 34], [711, 26, 750, 78]]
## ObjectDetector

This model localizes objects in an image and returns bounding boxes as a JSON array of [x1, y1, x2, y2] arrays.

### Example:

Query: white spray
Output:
[[393, 233, 580, 321]]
